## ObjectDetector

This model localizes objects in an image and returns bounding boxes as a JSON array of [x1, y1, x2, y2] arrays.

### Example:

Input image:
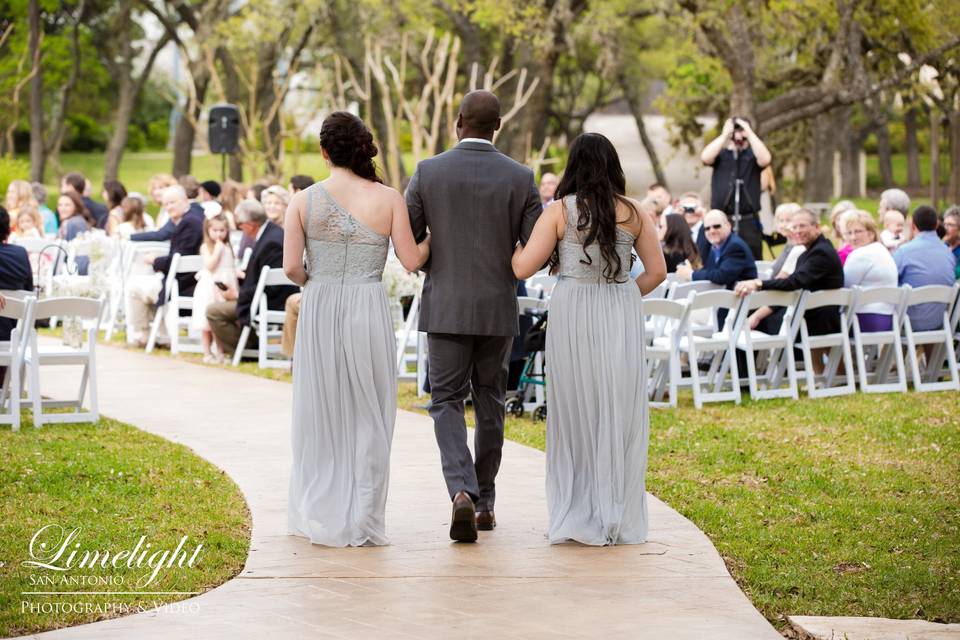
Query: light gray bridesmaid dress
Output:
[[287, 182, 397, 547], [546, 194, 649, 545]]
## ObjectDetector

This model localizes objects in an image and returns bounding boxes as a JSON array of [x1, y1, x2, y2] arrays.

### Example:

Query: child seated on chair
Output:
[[191, 214, 238, 363]]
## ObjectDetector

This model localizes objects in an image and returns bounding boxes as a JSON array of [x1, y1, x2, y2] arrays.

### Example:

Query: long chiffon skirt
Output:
[[545, 279, 649, 545], [287, 280, 397, 547]]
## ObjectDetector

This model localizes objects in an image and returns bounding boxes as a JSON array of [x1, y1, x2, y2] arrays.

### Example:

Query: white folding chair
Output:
[[146, 254, 204, 354], [795, 288, 856, 398], [851, 286, 908, 394], [231, 266, 298, 369], [643, 281, 669, 300], [238, 247, 253, 271], [24, 296, 103, 426], [526, 272, 557, 300], [755, 260, 774, 279], [646, 297, 692, 408], [900, 284, 960, 392], [667, 279, 722, 300], [733, 289, 804, 401], [0, 295, 35, 431], [680, 290, 744, 408], [110, 241, 169, 340]]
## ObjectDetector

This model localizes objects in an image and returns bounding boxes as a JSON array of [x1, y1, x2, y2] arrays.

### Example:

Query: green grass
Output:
[[0, 414, 251, 637], [397, 385, 960, 630], [865, 153, 952, 190]]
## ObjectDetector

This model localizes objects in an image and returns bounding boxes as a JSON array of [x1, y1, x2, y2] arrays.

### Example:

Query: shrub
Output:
[[0, 157, 30, 198]]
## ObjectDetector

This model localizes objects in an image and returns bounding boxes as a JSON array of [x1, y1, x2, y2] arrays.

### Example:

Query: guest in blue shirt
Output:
[[31, 182, 58, 235], [676, 209, 757, 288], [943, 206, 960, 279], [894, 205, 957, 331]]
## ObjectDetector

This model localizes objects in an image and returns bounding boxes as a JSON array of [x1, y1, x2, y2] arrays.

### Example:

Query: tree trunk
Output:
[[948, 110, 960, 206], [27, 0, 45, 182], [930, 111, 941, 210], [905, 108, 922, 189], [619, 73, 666, 188], [804, 112, 836, 201], [835, 107, 862, 197], [876, 122, 894, 188], [103, 78, 135, 181], [172, 65, 209, 178]]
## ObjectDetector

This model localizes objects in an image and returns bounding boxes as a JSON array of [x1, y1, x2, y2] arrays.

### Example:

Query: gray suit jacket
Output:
[[406, 140, 542, 336]]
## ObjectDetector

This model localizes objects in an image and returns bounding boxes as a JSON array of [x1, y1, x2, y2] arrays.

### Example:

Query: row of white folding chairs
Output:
[[140, 253, 296, 368], [0, 291, 103, 431], [644, 284, 960, 408]]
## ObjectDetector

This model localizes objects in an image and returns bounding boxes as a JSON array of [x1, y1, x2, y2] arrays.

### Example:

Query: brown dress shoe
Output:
[[476, 510, 496, 531], [449, 491, 478, 542]]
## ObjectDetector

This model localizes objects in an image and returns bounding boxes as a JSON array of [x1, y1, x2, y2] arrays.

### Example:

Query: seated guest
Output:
[[61, 172, 109, 229], [942, 206, 960, 279], [115, 196, 154, 239], [735, 208, 842, 374], [31, 182, 58, 235], [199, 180, 223, 217], [179, 175, 202, 202], [57, 191, 96, 241], [245, 180, 270, 202], [207, 200, 297, 356], [131, 190, 204, 243], [676, 209, 756, 287], [14, 205, 43, 239], [102, 179, 127, 235], [647, 182, 672, 216], [5, 180, 37, 232], [0, 207, 34, 341], [878, 188, 910, 251], [660, 213, 701, 273], [829, 200, 856, 265], [768, 203, 802, 276], [539, 172, 559, 205], [281, 292, 302, 359], [894, 205, 957, 331], [840, 209, 898, 332], [676, 192, 709, 261], [125, 185, 204, 346], [288, 175, 315, 194], [148, 173, 178, 228], [219, 180, 246, 230], [261, 185, 290, 225]]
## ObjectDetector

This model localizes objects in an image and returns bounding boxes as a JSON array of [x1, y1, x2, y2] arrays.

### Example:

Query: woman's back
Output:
[[302, 181, 390, 284]]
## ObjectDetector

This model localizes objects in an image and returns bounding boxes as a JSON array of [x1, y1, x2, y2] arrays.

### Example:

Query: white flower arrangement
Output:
[[382, 255, 424, 300]]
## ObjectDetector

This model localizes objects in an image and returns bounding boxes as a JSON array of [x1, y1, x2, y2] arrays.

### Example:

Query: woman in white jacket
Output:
[[841, 209, 898, 332]]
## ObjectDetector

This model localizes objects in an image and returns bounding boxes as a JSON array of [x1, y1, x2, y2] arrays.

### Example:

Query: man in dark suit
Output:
[[735, 207, 842, 374], [677, 209, 757, 288], [206, 199, 297, 356], [406, 90, 542, 542], [61, 172, 109, 230], [0, 207, 34, 341]]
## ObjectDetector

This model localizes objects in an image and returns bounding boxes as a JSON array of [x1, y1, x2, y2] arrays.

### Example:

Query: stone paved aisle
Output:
[[21, 343, 781, 639]]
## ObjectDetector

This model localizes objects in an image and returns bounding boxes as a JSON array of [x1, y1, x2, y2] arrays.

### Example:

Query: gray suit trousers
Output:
[[427, 333, 513, 512]]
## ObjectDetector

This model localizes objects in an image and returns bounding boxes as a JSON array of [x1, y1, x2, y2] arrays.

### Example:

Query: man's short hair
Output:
[[944, 205, 960, 222], [880, 188, 910, 215], [31, 182, 47, 204], [793, 208, 819, 226], [178, 175, 201, 199], [912, 205, 939, 232], [289, 175, 314, 192], [162, 184, 188, 203], [62, 172, 86, 194], [235, 199, 268, 225]]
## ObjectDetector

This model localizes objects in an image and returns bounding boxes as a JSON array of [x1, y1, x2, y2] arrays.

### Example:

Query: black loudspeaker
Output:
[[208, 104, 240, 154]]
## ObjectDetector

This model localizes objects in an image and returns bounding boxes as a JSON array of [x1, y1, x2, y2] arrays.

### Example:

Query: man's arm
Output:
[[132, 220, 175, 242], [701, 118, 734, 165], [519, 172, 542, 246], [692, 243, 753, 286], [738, 119, 772, 168], [405, 166, 427, 243], [761, 246, 832, 291]]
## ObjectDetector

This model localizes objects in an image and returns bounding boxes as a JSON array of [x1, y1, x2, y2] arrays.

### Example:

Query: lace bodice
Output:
[[304, 182, 389, 284], [557, 194, 636, 283]]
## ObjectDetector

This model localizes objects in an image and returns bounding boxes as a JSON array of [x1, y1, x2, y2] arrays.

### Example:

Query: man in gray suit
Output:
[[406, 90, 542, 542]]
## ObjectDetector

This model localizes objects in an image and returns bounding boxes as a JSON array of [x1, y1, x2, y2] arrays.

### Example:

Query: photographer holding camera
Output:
[[700, 116, 772, 260]]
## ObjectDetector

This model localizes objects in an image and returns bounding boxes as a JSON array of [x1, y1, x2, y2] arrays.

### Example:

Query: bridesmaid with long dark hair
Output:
[[512, 132, 666, 545]]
